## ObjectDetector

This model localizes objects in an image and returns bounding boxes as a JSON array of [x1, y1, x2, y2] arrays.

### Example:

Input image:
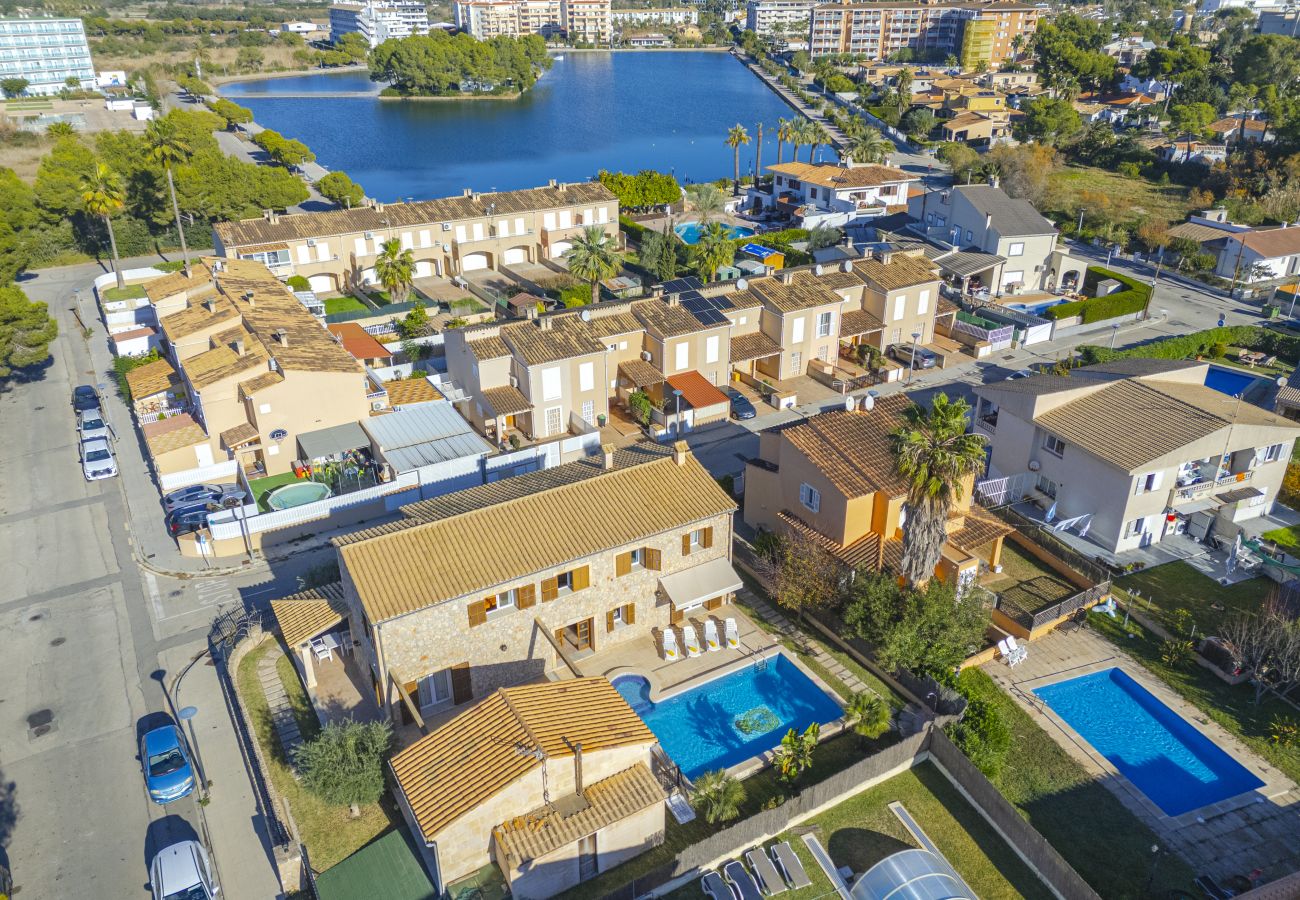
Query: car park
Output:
[[148, 840, 219, 900], [140, 724, 195, 804], [80, 437, 118, 481], [162, 484, 246, 514], [72, 384, 100, 413], [889, 344, 937, 370], [165, 505, 212, 537], [77, 408, 110, 443], [726, 387, 757, 420]]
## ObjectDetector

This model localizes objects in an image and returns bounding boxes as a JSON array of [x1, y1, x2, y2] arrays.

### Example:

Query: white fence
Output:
[[93, 265, 170, 298], [138, 406, 190, 425], [160, 458, 240, 492], [206, 470, 420, 541], [975, 472, 1033, 507]]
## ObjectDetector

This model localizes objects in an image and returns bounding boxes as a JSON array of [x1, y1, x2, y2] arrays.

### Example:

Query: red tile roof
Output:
[[328, 322, 393, 362], [666, 371, 729, 410]]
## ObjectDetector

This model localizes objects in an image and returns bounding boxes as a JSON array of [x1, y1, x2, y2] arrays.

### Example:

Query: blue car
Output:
[[726, 388, 757, 420], [141, 724, 195, 804]]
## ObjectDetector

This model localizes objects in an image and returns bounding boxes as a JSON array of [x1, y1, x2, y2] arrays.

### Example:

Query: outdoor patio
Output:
[[305, 648, 383, 727]]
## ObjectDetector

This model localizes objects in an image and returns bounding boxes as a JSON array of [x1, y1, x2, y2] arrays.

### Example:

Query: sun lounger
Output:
[[1006, 635, 1028, 664], [996, 637, 1014, 665], [770, 842, 813, 890], [684, 624, 703, 658], [745, 849, 787, 895], [1194, 874, 1237, 900], [725, 617, 740, 649], [702, 870, 738, 900], [662, 628, 680, 662], [704, 619, 722, 652], [723, 860, 763, 900]]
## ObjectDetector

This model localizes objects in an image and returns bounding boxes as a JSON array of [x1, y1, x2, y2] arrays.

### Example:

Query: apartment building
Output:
[[973, 361, 1300, 554], [610, 6, 698, 26], [147, 258, 372, 478], [752, 161, 919, 229], [0, 17, 93, 96], [808, 1, 1037, 66], [562, 0, 613, 42], [212, 180, 618, 293], [456, 0, 610, 38], [745, 0, 817, 36], [330, 0, 431, 48]]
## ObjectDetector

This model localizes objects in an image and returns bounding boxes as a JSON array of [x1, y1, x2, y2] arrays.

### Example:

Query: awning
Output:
[[220, 422, 260, 449], [729, 332, 783, 362], [1176, 498, 1220, 516], [481, 385, 532, 417], [297, 421, 371, 461], [618, 358, 666, 387], [658, 557, 743, 610]]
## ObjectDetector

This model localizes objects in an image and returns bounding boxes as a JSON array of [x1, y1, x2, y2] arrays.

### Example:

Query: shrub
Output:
[[1210, 342, 1228, 359], [628, 389, 653, 425], [752, 528, 783, 562], [113, 349, 161, 400], [294, 719, 392, 811], [692, 769, 746, 823], [619, 214, 649, 242], [1271, 716, 1299, 747], [947, 698, 1010, 776], [1044, 267, 1151, 324], [286, 275, 310, 291], [155, 260, 186, 273], [1160, 639, 1194, 668], [847, 691, 892, 741], [1167, 607, 1194, 637], [1118, 161, 1141, 178], [717, 473, 735, 497], [1077, 324, 1300, 367]]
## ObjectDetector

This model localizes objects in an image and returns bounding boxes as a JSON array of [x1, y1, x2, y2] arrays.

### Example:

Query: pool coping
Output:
[[1009, 656, 1293, 828]]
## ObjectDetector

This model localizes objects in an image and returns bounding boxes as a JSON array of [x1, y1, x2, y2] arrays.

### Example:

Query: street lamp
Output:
[[672, 388, 683, 436], [1145, 844, 1162, 896], [178, 705, 209, 802], [1110, 323, 1121, 349], [906, 330, 921, 386]]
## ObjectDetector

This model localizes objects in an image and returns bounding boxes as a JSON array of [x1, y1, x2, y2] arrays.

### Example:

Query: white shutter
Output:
[[705, 335, 720, 364], [296, 245, 311, 264], [354, 237, 367, 257], [1150, 471, 1162, 492], [455, 225, 467, 243], [498, 220, 510, 238], [578, 361, 594, 392], [315, 242, 329, 262], [418, 229, 432, 247], [514, 217, 525, 235], [918, 289, 930, 316], [400, 232, 413, 250], [674, 342, 689, 371], [791, 316, 805, 343]]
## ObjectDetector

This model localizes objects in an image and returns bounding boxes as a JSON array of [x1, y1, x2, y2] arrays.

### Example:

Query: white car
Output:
[[80, 437, 118, 481], [77, 408, 110, 443], [149, 840, 219, 900]]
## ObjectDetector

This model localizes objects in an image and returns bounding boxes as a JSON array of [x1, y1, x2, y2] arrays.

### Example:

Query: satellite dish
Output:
[[1278, 376, 1289, 388], [736, 278, 748, 290], [861, 394, 875, 411], [844, 395, 856, 411], [580, 309, 591, 322]]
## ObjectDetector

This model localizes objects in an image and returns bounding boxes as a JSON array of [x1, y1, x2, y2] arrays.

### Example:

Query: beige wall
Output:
[[763, 302, 842, 379], [151, 441, 209, 477], [651, 326, 733, 385], [522, 350, 611, 439], [862, 281, 938, 349]]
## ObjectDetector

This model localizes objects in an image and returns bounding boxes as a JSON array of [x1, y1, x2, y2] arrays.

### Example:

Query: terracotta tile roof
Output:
[[338, 452, 734, 623], [729, 331, 782, 362], [840, 308, 884, 336], [747, 273, 845, 314], [778, 510, 882, 570], [219, 422, 260, 449], [1209, 117, 1266, 135], [465, 330, 512, 361], [385, 378, 442, 407], [481, 384, 532, 417], [767, 161, 914, 189], [185, 342, 269, 390], [946, 509, 1014, 555], [617, 358, 665, 386], [110, 326, 155, 343], [667, 370, 729, 410], [143, 260, 214, 302], [1229, 227, 1300, 259], [587, 306, 643, 336], [856, 252, 941, 291], [215, 182, 616, 248], [494, 764, 663, 870], [722, 288, 764, 310], [125, 357, 180, 399], [1166, 222, 1235, 245], [328, 322, 394, 362], [502, 317, 607, 366], [239, 370, 284, 398], [159, 294, 241, 340], [775, 397, 915, 498], [143, 413, 207, 456], [390, 678, 655, 841], [270, 582, 348, 648]]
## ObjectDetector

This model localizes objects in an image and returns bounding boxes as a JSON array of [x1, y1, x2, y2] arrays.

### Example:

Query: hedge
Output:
[[619, 214, 649, 243], [1043, 266, 1151, 324], [1077, 324, 1300, 366]]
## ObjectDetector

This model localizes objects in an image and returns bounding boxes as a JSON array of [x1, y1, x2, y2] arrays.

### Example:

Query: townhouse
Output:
[[808, 1, 1038, 66], [753, 161, 919, 230], [212, 180, 619, 294], [973, 361, 1300, 554]]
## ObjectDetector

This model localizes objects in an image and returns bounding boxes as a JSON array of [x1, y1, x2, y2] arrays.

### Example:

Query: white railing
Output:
[[1173, 469, 1254, 501], [159, 458, 239, 492], [976, 472, 1033, 508], [92, 265, 169, 298], [137, 405, 189, 425]]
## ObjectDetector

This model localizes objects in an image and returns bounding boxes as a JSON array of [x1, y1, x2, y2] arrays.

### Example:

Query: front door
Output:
[[578, 834, 598, 880], [557, 619, 593, 652]]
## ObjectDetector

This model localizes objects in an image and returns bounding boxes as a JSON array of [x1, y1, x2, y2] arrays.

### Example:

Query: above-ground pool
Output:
[[674, 221, 755, 245], [1204, 365, 1262, 398], [266, 481, 333, 510], [1033, 668, 1264, 816], [613, 653, 842, 779], [1004, 298, 1069, 317]]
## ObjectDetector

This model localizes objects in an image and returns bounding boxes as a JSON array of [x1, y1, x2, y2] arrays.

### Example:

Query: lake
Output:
[[220, 51, 832, 202]]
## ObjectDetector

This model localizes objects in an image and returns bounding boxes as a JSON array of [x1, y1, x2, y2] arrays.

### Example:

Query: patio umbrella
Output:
[[1226, 533, 1241, 574], [1045, 501, 1057, 524]]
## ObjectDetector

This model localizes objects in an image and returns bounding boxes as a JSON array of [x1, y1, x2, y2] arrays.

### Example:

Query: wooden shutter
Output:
[[606, 609, 616, 632], [705, 596, 722, 610], [400, 680, 418, 725], [518, 584, 536, 609], [616, 551, 631, 577], [573, 565, 590, 591], [646, 547, 662, 571], [468, 599, 488, 628], [450, 662, 472, 705], [624, 602, 636, 625], [541, 577, 559, 602], [703, 526, 714, 549], [682, 533, 692, 556]]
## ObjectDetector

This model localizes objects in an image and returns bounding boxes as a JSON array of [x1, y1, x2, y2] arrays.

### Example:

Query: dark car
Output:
[[726, 388, 757, 420], [162, 483, 247, 514], [72, 384, 100, 412], [165, 504, 212, 537], [890, 344, 938, 370]]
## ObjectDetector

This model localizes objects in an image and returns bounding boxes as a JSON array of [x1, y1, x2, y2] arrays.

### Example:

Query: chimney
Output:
[[779, 270, 795, 285], [538, 316, 553, 331], [601, 442, 615, 470], [672, 440, 689, 466], [374, 201, 384, 213], [549, 178, 557, 188], [203, 297, 216, 314], [274, 328, 289, 346], [574, 742, 584, 796], [232, 337, 245, 356], [243, 290, 255, 308]]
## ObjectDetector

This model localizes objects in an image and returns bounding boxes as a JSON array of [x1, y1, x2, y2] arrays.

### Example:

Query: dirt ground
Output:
[[92, 42, 308, 80]]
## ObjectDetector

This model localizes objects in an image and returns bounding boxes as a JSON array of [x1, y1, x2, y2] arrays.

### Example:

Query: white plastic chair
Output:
[[725, 617, 740, 649], [684, 624, 703, 658], [662, 628, 680, 662], [996, 637, 1012, 664], [1006, 635, 1028, 665], [309, 635, 333, 662], [704, 619, 722, 652]]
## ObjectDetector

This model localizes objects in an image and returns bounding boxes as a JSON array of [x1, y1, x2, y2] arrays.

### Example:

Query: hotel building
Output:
[[0, 17, 93, 96], [808, 0, 1037, 65]]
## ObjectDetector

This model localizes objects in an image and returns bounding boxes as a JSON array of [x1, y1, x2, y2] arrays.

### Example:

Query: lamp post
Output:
[[178, 705, 208, 802], [1145, 844, 1162, 896], [906, 330, 921, 386], [1110, 323, 1121, 349], [672, 388, 683, 436]]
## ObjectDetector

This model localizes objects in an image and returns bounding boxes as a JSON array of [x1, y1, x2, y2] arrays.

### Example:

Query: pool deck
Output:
[[984, 628, 1300, 883]]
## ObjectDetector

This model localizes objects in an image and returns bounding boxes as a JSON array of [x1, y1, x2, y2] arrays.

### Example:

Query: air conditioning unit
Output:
[[442, 223, 452, 231], [371, 400, 385, 412], [306, 238, 317, 247], [364, 231, 376, 240]]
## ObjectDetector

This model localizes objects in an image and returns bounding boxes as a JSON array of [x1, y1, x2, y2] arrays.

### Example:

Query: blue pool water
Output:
[[1204, 365, 1261, 398], [1006, 299, 1068, 316], [1033, 668, 1263, 816], [613, 654, 842, 778], [674, 221, 756, 245]]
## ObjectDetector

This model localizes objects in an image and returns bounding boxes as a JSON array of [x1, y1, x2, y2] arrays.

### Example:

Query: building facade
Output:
[[745, 0, 817, 36], [330, 0, 431, 47], [1214, 226, 1300, 284], [610, 6, 698, 26], [753, 161, 919, 230], [808, 1, 1037, 65], [456, 0, 610, 40], [0, 17, 93, 96]]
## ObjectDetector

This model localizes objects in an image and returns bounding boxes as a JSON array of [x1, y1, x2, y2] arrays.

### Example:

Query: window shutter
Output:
[[541, 577, 558, 602], [518, 584, 536, 609], [573, 565, 590, 591], [468, 599, 488, 628], [646, 547, 662, 570], [450, 662, 472, 705], [682, 533, 692, 556], [703, 526, 714, 549], [616, 551, 631, 577], [401, 681, 419, 725], [625, 603, 636, 625], [606, 609, 616, 632]]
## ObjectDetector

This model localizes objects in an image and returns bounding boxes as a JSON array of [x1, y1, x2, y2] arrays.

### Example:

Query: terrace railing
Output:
[[1173, 469, 1253, 502], [1028, 581, 1112, 632]]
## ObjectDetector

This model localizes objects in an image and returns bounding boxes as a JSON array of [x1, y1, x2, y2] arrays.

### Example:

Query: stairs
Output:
[[258, 652, 304, 767]]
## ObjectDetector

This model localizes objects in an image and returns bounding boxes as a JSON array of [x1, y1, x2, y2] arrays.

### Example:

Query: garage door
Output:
[[550, 241, 572, 260], [308, 274, 334, 293], [414, 261, 432, 278], [461, 252, 490, 272], [503, 246, 528, 265]]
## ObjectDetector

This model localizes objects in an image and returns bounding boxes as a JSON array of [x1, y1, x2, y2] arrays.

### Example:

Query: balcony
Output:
[[1172, 469, 1253, 502]]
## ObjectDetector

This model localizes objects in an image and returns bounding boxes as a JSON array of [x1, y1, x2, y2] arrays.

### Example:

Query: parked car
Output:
[[162, 483, 246, 514], [889, 344, 937, 370], [726, 388, 757, 420], [140, 724, 195, 804], [72, 384, 100, 413], [80, 437, 118, 481], [165, 505, 212, 538], [77, 408, 110, 443], [148, 840, 218, 900]]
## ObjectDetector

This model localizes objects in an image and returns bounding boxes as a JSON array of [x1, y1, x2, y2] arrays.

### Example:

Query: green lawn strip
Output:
[[957, 668, 1196, 898], [1115, 562, 1271, 636], [102, 283, 148, 301], [1090, 612, 1300, 786], [235, 641, 398, 871], [324, 295, 368, 315], [1261, 524, 1300, 552], [661, 762, 1052, 900], [248, 471, 304, 511]]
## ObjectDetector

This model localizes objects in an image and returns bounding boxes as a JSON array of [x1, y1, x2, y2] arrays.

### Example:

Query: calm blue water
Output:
[[613, 654, 842, 779], [1204, 365, 1261, 398], [220, 52, 824, 202], [1008, 299, 1067, 316], [675, 221, 755, 244], [1033, 668, 1263, 816]]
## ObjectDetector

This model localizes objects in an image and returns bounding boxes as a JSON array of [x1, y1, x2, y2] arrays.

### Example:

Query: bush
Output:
[[752, 528, 783, 561], [619, 214, 649, 243], [113, 349, 161, 400], [154, 260, 186, 273], [1117, 161, 1141, 178], [692, 769, 745, 824], [294, 719, 392, 809], [1160, 639, 1194, 668], [1210, 342, 1228, 359], [946, 698, 1010, 776], [1042, 266, 1151, 324], [286, 275, 310, 291], [1077, 324, 1300, 367], [1271, 716, 1298, 747], [847, 691, 892, 740]]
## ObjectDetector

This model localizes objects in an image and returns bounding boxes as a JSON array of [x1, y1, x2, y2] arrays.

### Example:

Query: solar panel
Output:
[[682, 296, 711, 313], [692, 308, 728, 326], [710, 295, 735, 311], [662, 277, 702, 295]]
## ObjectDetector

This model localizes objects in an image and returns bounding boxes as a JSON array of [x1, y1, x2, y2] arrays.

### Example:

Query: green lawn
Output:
[[102, 283, 148, 302], [981, 543, 1076, 620], [248, 471, 304, 511], [324, 295, 368, 315], [1114, 561, 1272, 636], [1261, 524, 1300, 553], [957, 668, 1196, 898], [235, 641, 399, 871], [1047, 165, 1192, 229], [661, 762, 1052, 900]]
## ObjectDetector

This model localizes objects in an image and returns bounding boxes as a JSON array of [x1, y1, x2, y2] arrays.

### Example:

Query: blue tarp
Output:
[[740, 243, 780, 257]]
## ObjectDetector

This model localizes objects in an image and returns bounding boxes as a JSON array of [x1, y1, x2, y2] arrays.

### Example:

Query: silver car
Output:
[[80, 437, 118, 481], [149, 840, 219, 900], [77, 408, 110, 443]]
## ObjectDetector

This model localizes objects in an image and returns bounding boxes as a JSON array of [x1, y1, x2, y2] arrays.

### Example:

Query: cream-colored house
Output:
[[212, 181, 619, 293], [390, 677, 663, 897]]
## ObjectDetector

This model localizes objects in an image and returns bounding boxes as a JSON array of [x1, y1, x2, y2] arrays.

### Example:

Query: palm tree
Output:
[[846, 126, 891, 165], [889, 393, 988, 586], [685, 183, 725, 222], [691, 221, 734, 282], [773, 723, 819, 782], [146, 117, 193, 276], [80, 162, 126, 290], [725, 123, 751, 194], [791, 118, 815, 162], [776, 117, 795, 165], [564, 225, 620, 305], [374, 237, 415, 303], [846, 691, 892, 742], [692, 769, 745, 824], [806, 122, 830, 163]]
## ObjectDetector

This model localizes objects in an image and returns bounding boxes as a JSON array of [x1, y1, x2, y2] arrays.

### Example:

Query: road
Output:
[[0, 253, 329, 899]]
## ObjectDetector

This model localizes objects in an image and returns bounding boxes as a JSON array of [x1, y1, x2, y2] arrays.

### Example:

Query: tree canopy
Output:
[[370, 31, 551, 96], [597, 169, 681, 209], [317, 171, 366, 208], [0, 285, 58, 378]]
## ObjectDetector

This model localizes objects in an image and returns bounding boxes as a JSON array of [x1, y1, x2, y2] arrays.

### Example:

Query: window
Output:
[[1043, 434, 1065, 456], [1008, 242, 1025, 256], [417, 669, 452, 710], [706, 334, 720, 364], [580, 400, 595, 425], [542, 565, 589, 600], [966, 229, 973, 242], [630, 547, 643, 568], [1036, 474, 1057, 498], [789, 351, 802, 373], [816, 311, 833, 337], [791, 316, 805, 343], [917, 289, 930, 316], [578, 361, 594, 392], [1125, 516, 1149, 538], [484, 588, 517, 615], [541, 366, 562, 401], [545, 406, 563, 436], [607, 602, 635, 632], [1135, 471, 1162, 494], [1261, 443, 1284, 463], [892, 295, 905, 320], [616, 547, 660, 576], [683, 526, 714, 555], [800, 482, 821, 513], [674, 342, 689, 371]]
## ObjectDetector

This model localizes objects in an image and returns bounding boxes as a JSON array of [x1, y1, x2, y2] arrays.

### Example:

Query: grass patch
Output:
[[1261, 524, 1300, 553], [980, 544, 1076, 619], [1115, 561, 1271, 636], [324, 295, 368, 315], [661, 762, 1052, 900], [102, 283, 148, 302], [235, 641, 398, 871], [1219, 348, 1292, 381], [1047, 164, 1191, 228], [248, 470, 307, 511], [957, 668, 1196, 898]]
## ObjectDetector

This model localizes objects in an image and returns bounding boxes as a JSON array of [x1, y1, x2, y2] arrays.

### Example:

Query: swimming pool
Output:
[[674, 221, 755, 245], [1033, 668, 1264, 816], [613, 653, 842, 779], [1005, 298, 1068, 317], [1204, 365, 1261, 398], [266, 481, 333, 510]]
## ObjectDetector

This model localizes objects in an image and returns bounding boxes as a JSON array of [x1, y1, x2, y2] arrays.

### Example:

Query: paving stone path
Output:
[[257, 651, 303, 765], [738, 588, 877, 699]]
